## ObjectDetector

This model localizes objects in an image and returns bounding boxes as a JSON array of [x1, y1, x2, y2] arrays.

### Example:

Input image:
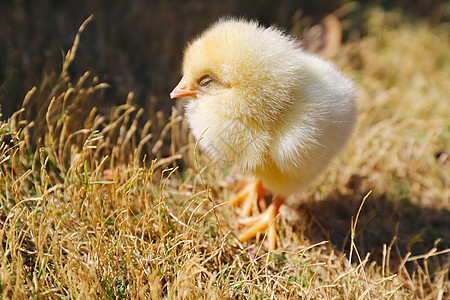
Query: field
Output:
[[1, 4, 449, 299]]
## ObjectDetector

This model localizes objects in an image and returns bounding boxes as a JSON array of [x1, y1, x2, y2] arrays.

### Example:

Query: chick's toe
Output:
[[236, 196, 284, 251]]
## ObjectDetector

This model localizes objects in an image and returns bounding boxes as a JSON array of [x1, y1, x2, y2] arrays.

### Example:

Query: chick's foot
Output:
[[228, 179, 265, 216], [237, 196, 284, 251]]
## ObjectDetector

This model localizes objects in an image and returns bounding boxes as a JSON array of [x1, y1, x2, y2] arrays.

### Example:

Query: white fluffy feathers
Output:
[[173, 18, 357, 195]]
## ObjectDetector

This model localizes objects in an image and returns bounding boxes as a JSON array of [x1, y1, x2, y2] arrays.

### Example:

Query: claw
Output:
[[236, 196, 283, 250], [228, 179, 264, 216], [230, 180, 284, 250]]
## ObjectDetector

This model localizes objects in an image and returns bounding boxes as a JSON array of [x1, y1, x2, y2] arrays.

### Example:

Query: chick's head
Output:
[[171, 19, 306, 168], [172, 19, 305, 119]]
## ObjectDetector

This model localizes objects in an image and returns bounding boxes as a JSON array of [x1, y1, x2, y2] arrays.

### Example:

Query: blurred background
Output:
[[0, 0, 448, 120]]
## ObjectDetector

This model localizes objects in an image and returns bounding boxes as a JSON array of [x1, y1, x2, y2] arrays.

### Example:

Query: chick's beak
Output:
[[170, 76, 198, 99]]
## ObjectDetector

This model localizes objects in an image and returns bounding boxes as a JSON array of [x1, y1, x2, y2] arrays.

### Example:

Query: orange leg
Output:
[[237, 196, 284, 250], [229, 180, 284, 250], [228, 179, 264, 216]]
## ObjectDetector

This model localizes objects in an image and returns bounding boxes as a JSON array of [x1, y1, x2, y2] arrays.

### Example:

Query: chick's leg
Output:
[[237, 196, 284, 251], [228, 179, 264, 216]]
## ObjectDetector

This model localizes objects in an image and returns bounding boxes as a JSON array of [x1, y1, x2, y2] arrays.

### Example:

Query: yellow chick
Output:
[[171, 18, 357, 250]]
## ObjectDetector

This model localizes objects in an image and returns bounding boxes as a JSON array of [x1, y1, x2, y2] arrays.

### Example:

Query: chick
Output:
[[171, 18, 357, 250]]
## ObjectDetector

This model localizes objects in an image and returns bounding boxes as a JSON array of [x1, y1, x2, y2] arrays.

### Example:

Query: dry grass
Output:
[[1, 10, 449, 299]]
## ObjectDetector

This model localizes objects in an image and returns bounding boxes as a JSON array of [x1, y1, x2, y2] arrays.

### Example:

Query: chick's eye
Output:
[[198, 76, 213, 87]]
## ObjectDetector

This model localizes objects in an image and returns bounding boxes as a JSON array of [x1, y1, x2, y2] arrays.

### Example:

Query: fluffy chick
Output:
[[171, 18, 357, 249]]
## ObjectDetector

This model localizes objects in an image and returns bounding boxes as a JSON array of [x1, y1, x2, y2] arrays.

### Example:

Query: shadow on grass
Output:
[[290, 183, 450, 272]]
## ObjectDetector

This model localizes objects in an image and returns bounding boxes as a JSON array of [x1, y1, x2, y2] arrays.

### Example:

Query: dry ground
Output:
[[1, 10, 449, 299]]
